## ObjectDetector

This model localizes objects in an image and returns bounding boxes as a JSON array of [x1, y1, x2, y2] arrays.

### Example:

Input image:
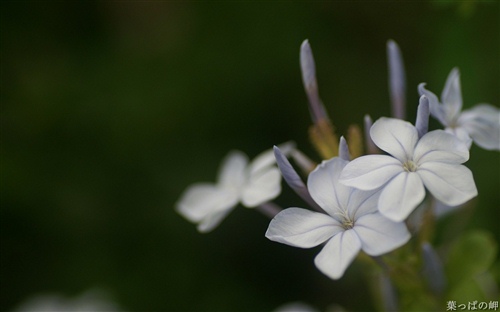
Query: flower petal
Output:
[[370, 117, 418, 162], [378, 172, 425, 222], [418, 162, 477, 206], [176, 183, 238, 223], [353, 213, 410, 256], [441, 68, 463, 123], [459, 104, 500, 150], [308, 157, 351, 217], [413, 130, 469, 165], [241, 167, 281, 207], [314, 230, 361, 280], [339, 155, 403, 190], [346, 188, 380, 220], [265, 208, 343, 248], [217, 151, 248, 190], [197, 208, 235, 233], [445, 127, 473, 149], [419, 83, 447, 126]]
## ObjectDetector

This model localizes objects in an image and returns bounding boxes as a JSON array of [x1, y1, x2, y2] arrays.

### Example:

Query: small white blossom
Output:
[[340, 117, 478, 222], [419, 68, 500, 150], [274, 302, 319, 312], [12, 289, 120, 312], [266, 157, 409, 280], [176, 143, 293, 233]]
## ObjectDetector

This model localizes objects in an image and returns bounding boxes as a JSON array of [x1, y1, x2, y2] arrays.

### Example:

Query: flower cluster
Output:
[[176, 39, 499, 310], [176, 142, 294, 232], [266, 156, 410, 279]]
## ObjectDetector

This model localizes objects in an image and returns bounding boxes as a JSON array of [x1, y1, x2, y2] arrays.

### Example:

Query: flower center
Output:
[[342, 218, 354, 229], [334, 209, 355, 230], [403, 160, 418, 172]]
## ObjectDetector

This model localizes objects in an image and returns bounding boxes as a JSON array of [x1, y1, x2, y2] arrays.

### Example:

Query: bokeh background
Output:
[[2, 1, 499, 311]]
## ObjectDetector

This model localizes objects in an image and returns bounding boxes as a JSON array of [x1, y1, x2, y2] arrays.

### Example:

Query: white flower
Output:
[[12, 289, 120, 312], [274, 302, 319, 312], [266, 157, 410, 280], [340, 117, 478, 222], [419, 68, 500, 150], [176, 143, 293, 233]]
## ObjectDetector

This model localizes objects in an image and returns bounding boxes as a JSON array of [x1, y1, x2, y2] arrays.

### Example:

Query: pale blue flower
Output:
[[176, 143, 293, 232], [419, 68, 500, 150], [266, 157, 410, 280], [340, 117, 478, 222]]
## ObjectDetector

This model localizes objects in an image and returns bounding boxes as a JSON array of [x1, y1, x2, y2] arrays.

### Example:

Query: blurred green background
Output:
[[1, 1, 499, 311]]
